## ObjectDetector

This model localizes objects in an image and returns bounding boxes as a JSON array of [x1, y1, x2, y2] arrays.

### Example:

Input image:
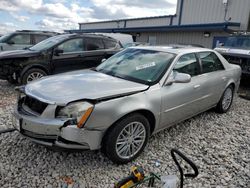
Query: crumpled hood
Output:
[[25, 69, 149, 105], [0, 50, 40, 59]]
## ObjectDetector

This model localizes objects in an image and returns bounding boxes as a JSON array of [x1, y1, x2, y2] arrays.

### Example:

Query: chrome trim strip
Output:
[[164, 94, 211, 113]]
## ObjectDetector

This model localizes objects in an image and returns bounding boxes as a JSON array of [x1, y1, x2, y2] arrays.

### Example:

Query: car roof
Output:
[[61, 33, 118, 41], [130, 46, 213, 55], [14, 30, 59, 35]]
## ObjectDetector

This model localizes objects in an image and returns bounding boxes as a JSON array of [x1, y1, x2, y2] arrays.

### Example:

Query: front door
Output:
[[160, 53, 208, 128], [4, 34, 32, 51], [51, 38, 85, 73]]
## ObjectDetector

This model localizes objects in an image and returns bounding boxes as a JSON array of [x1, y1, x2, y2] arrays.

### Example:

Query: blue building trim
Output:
[[67, 22, 240, 33]]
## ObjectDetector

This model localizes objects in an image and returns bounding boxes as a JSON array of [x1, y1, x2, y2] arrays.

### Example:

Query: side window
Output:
[[104, 39, 118, 49], [199, 52, 224, 73], [34, 35, 49, 44], [173, 53, 200, 77], [57, 38, 83, 53], [85, 38, 104, 51], [9, 34, 31, 44]]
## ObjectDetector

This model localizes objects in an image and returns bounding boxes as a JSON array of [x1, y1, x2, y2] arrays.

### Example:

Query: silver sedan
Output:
[[13, 46, 241, 164]]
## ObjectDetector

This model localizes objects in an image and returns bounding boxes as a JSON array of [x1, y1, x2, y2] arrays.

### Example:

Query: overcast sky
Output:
[[0, 0, 177, 34]]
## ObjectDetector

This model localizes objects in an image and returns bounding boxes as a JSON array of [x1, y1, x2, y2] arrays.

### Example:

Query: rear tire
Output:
[[21, 68, 47, 84], [215, 85, 234, 113], [102, 113, 150, 164]]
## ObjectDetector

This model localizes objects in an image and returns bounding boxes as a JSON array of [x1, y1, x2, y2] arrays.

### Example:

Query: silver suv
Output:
[[0, 30, 58, 51]]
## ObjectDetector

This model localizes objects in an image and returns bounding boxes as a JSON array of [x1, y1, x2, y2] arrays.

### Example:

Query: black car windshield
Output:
[[96, 48, 175, 85], [29, 35, 69, 51], [0, 33, 12, 43]]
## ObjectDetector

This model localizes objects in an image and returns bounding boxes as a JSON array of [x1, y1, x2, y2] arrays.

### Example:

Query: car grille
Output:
[[223, 55, 250, 73], [23, 95, 48, 115]]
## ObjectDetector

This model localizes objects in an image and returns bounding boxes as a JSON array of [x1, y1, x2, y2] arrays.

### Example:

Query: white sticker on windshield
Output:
[[136, 62, 156, 70]]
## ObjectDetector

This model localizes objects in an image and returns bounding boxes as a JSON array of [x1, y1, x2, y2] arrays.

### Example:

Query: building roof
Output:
[[70, 22, 240, 33], [78, 14, 176, 25]]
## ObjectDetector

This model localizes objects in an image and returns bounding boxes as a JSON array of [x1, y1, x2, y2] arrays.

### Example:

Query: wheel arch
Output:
[[226, 81, 236, 93], [20, 64, 50, 78], [102, 109, 156, 143]]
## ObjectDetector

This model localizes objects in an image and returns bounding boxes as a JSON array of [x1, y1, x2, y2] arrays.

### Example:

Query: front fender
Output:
[[20, 63, 50, 78], [84, 85, 161, 132]]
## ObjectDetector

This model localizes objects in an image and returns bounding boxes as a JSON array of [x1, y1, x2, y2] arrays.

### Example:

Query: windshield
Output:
[[0, 33, 12, 43], [224, 36, 250, 49], [29, 35, 68, 51], [96, 48, 175, 85]]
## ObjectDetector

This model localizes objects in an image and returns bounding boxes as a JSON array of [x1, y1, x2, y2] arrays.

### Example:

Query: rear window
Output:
[[104, 39, 118, 49], [34, 35, 50, 44], [85, 38, 104, 51], [198, 52, 224, 73]]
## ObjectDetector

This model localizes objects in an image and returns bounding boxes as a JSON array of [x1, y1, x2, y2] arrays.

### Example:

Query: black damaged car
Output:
[[0, 33, 122, 84]]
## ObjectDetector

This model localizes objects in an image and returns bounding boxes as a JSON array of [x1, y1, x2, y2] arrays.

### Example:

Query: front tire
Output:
[[21, 68, 47, 84], [103, 113, 150, 164], [215, 85, 234, 113]]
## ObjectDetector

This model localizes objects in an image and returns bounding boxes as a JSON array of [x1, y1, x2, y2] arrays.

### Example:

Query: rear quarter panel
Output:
[[216, 51, 242, 92]]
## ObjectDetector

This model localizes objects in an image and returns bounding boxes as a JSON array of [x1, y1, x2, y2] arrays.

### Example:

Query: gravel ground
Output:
[[0, 80, 249, 188]]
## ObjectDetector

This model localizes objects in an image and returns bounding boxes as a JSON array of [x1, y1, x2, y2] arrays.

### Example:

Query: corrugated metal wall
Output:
[[80, 0, 250, 30], [80, 17, 173, 30], [80, 22, 119, 29], [136, 31, 229, 48], [181, 0, 250, 30], [78, 0, 249, 48], [126, 17, 171, 27]]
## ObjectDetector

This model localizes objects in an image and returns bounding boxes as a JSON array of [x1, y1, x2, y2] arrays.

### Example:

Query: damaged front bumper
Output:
[[12, 105, 104, 150]]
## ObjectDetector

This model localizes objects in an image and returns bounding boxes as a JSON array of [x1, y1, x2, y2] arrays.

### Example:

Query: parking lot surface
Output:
[[0, 80, 249, 187]]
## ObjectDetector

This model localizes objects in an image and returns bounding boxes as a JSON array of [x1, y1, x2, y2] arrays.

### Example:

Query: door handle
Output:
[[222, 76, 227, 81], [194, 85, 200, 89]]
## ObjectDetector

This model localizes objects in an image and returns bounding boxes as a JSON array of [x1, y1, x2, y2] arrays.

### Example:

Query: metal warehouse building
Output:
[[77, 0, 250, 48]]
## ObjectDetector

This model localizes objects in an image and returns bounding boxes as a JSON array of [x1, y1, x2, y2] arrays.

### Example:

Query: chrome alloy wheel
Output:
[[26, 72, 44, 83], [115, 121, 146, 159], [222, 87, 233, 111]]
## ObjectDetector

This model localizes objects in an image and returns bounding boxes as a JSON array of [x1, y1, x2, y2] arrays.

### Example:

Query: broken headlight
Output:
[[57, 102, 94, 128]]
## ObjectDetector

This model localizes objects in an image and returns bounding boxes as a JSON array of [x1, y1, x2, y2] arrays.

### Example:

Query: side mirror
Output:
[[7, 40, 15, 45], [54, 49, 64, 56], [166, 72, 191, 85], [101, 58, 106, 63]]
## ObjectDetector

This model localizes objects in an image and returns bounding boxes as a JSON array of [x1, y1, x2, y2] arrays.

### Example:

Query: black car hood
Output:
[[0, 50, 40, 59]]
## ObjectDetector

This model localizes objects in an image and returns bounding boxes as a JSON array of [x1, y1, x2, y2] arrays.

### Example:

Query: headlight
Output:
[[57, 102, 94, 128]]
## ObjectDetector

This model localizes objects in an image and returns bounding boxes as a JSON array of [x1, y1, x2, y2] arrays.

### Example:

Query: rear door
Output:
[[160, 53, 209, 128], [82, 37, 105, 68], [197, 51, 227, 105], [51, 38, 85, 73], [32, 34, 50, 45], [103, 38, 121, 58]]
